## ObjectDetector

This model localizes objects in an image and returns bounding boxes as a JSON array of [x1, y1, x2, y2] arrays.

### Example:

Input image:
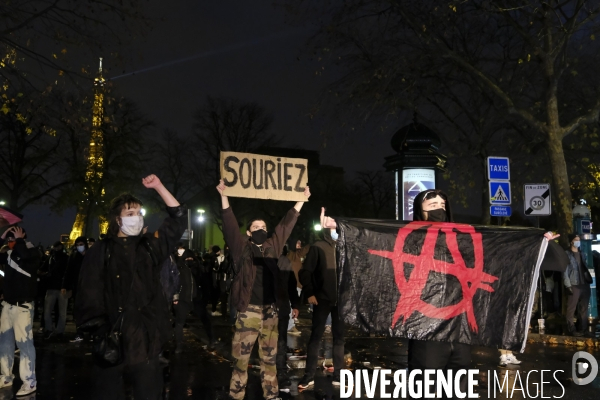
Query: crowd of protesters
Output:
[[0, 176, 595, 399]]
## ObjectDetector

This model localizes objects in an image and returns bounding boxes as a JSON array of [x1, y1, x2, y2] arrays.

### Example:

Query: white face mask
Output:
[[330, 229, 339, 241], [120, 216, 144, 236], [77, 245, 85, 253], [177, 249, 185, 256]]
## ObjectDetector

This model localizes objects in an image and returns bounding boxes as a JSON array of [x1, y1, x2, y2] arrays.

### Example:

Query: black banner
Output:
[[336, 219, 548, 352]]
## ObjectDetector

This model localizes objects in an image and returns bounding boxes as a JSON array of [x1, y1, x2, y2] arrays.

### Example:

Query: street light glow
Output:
[[197, 209, 205, 213], [314, 224, 322, 231], [0, 201, 5, 206], [140, 208, 146, 216], [198, 216, 205, 222]]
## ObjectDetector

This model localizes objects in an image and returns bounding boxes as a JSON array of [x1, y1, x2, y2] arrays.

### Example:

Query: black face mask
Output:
[[425, 208, 447, 222], [251, 229, 268, 245]]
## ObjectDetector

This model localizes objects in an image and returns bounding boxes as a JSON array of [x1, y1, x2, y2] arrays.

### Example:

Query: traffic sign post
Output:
[[490, 206, 512, 217], [487, 156, 511, 226], [489, 181, 511, 205], [524, 183, 551, 329], [487, 157, 510, 181], [524, 184, 551, 216]]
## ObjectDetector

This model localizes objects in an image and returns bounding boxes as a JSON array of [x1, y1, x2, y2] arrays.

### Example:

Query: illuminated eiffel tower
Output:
[[68, 58, 108, 242]]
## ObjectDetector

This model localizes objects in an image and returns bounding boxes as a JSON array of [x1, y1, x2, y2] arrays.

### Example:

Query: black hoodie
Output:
[[299, 229, 338, 304], [0, 238, 41, 303], [412, 189, 453, 222], [175, 249, 199, 304]]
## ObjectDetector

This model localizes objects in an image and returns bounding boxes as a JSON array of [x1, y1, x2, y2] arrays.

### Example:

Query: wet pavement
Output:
[[2, 309, 598, 399]]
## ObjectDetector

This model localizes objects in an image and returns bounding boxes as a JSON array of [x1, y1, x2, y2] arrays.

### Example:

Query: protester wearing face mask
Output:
[[216, 179, 310, 400], [563, 234, 592, 336], [40, 240, 69, 340], [75, 174, 187, 399], [0, 226, 40, 396], [298, 224, 345, 390], [401, 189, 476, 394], [62, 236, 88, 343]]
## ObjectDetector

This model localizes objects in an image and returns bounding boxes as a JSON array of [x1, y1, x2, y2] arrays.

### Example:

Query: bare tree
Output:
[[285, 0, 600, 243], [150, 129, 198, 203], [191, 96, 279, 225], [0, 86, 70, 211], [352, 170, 395, 218], [0, 0, 150, 85]]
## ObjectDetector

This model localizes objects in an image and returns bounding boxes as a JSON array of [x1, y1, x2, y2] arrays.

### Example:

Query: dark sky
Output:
[[25, 1, 399, 246]]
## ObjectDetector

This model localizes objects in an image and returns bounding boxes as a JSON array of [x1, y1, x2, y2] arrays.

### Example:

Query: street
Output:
[[0, 309, 597, 400]]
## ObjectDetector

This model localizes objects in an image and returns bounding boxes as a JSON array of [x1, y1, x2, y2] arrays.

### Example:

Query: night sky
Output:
[[25, 1, 400, 246]]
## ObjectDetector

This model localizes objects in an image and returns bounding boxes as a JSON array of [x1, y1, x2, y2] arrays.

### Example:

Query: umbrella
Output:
[[0, 206, 23, 229]]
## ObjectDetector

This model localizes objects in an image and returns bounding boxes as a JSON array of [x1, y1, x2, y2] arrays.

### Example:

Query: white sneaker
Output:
[[70, 336, 84, 343], [505, 354, 522, 365], [16, 381, 36, 396], [0, 377, 12, 389], [211, 311, 222, 317]]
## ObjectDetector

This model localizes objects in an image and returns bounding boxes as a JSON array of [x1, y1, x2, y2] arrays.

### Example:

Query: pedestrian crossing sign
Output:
[[489, 181, 511, 205]]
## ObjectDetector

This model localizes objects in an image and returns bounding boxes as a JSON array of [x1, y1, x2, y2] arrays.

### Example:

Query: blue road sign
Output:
[[490, 206, 512, 217], [487, 157, 510, 180], [489, 181, 511, 205]]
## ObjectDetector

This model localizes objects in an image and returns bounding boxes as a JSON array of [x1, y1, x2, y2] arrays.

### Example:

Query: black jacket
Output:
[[0, 238, 40, 303], [299, 230, 338, 304], [75, 206, 187, 365], [175, 250, 198, 304], [63, 250, 85, 292], [40, 250, 69, 290], [277, 255, 300, 312]]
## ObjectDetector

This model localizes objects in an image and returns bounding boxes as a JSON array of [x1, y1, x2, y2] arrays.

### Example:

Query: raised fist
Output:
[[142, 175, 162, 189]]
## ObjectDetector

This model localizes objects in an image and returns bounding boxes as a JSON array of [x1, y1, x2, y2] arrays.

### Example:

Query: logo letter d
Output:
[[572, 351, 598, 385]]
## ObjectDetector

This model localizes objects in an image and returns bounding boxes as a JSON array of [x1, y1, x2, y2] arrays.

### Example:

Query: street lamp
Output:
[[314, 223, 322, 231], [0, 201, 5, 206], [197, 209, 205, 223]]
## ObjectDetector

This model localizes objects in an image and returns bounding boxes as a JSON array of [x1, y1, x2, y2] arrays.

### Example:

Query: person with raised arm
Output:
[[76, 175, 187, 400], [216, 179, 310, 400]]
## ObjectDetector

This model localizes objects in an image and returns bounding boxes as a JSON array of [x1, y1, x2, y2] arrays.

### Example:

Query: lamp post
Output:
[[197, 209, 205, 251], [383, 118, 447, 221]]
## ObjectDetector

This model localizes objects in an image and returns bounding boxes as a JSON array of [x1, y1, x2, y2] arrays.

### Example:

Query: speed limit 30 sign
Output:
[[524, 184, 551, 216]]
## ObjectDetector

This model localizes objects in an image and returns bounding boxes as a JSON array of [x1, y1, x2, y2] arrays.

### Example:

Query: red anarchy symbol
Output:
[[368, 221, 498, 333]]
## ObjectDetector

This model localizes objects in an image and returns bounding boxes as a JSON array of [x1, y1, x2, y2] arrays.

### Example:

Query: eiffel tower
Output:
[[68, 58, 109, 242]]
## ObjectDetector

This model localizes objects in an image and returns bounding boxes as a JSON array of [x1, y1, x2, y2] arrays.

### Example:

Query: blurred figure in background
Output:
[[63, 236, 88, 343]]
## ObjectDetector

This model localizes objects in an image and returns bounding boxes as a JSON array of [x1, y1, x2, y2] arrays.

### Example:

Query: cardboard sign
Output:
[[220, 151, 308, 201]]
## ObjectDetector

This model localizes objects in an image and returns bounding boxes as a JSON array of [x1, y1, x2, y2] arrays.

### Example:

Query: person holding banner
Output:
[[216, 179, 310, 400], [319, 188, 562, 396]]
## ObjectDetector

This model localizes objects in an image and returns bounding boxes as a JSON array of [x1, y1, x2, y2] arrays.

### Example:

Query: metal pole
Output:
[[395, 170, 399, 220], [187, 209, 192, 250], [536, 216, 544, 325]]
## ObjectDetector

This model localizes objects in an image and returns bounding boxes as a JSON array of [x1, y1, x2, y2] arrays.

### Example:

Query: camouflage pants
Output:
[[230, 304, 278, 400]]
